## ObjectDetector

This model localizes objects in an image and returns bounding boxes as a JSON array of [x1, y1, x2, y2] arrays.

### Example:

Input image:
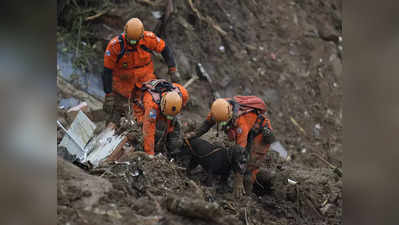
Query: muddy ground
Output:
[[57, 0, 342, 224]]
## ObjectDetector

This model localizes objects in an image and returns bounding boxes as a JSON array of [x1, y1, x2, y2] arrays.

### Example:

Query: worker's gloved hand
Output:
[[233, 173, 246, 199], [103, 93, 115, 114], [168, 67, 180, 83], [262, 127, 276, 144]]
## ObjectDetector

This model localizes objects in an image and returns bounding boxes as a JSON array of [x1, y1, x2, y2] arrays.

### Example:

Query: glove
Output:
[[262, 127, 276, 144], [233, 173, 246, 199], [168, 67, 180, 83], [103, 93, 115, 114]]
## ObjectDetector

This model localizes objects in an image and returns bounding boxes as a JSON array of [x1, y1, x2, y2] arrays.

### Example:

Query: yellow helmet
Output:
[[124, 18, 144, 41], [210, 98, 233, 122], [160, 91, 183, 116]]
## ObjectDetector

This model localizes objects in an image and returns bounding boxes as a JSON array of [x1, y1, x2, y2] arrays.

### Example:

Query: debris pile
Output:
[[58, 128, 342, 225]]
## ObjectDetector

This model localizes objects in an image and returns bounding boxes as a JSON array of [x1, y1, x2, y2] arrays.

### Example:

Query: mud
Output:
[[57, 0, 342, 224], [58, 149, 342, 225]]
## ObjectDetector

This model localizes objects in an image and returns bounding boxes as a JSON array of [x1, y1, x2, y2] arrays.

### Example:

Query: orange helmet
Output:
[[124, 18, 144, 41], [210, 98, 232, 122], [160, 91, 183, 116]]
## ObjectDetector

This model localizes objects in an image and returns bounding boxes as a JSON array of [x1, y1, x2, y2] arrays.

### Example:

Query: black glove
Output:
[[103, 93, 115, 114], [262, 127, 276, 144]]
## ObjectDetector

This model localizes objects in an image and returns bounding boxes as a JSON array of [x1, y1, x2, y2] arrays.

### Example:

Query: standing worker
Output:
[[140, 79, 189, 156], [102, 17, 180, 123], [185, 96, 275, 197]]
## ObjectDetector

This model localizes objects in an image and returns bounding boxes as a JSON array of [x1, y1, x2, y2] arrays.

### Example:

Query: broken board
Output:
[[59, 110, 129, 167], [60, 110, 96, 160]]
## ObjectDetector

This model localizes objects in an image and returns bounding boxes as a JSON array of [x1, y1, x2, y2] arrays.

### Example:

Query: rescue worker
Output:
[[141, 79, 189, 156], [102, 17, 179, 123], [185, 96, 275, 197]]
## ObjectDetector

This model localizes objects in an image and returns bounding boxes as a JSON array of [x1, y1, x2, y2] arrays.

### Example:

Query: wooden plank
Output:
[[57, 75, 103, 110]]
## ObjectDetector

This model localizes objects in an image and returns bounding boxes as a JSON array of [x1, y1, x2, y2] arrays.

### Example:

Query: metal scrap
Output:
[[59, 110, 129, 167]]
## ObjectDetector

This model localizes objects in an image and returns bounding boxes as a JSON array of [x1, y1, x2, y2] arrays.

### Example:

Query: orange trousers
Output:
[[247, 134, 270, 183]]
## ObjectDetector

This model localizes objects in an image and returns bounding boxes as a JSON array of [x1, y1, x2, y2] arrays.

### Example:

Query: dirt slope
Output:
[[57, 0, 342, 224]]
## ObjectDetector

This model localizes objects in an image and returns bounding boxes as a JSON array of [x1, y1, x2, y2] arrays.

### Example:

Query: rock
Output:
[[262, 89, 280, 105], [330, 54, 342, 78], [219, 75, 232, 88], [176, 50, 191, 79], [57, 157, 112, 210], [165, 195, 222, 222], [313, 123, 322, 137]]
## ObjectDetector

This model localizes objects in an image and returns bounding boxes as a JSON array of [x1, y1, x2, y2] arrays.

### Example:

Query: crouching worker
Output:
[[185, 96, 275, 198], [102, 18, 180, 124], [141, 79, 189, 156]]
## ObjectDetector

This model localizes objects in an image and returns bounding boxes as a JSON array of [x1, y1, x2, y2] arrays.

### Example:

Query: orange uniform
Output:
[[141, 82, 189, 155], [104, 31, 165, 98], [103, 31, 177, 123], [191, 96, 273, 183], [204, 111, 272, 182]]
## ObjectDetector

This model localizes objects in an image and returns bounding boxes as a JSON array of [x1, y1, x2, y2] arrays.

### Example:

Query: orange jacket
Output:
[[205, 110, 272, 182], [205, 111, 272, 149], [104, 31, 165, 98], [142, 83, 189, 155]]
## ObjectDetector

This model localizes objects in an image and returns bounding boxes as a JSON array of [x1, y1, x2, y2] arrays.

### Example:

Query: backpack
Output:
[[141, 79, 181, 105], [221, 96, 267, 135], [229, 96, 267, 116]]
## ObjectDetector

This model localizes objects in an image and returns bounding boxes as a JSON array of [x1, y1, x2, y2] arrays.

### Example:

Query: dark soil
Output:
[[57, 0, 342, 224]]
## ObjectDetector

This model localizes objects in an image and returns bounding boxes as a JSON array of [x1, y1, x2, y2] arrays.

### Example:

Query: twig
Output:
[[136, 0, 159, 7], [222, 201, 238, 214], [75, 16, 82, 57], [321, 197, 329, 207], [244, 208, 249, 225], [74, 207, 88, 224], [255, 178, 264, 189], [173, 166, 187, 171], [311, 153, 343, 177], [296, 185, 301, 216], [298, 186, 322, 218], [290, 116, 307, 135], [154, 0, 174, 38], [99, 164, 117, 177], [304, 195, 322, 218], [86, 9, 109, 21], [71, 0, 80, 10], [187, 0, 227, 36], [183, 75, 199, 88]]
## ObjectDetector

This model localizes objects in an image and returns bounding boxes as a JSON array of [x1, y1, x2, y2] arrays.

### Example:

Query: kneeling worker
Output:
[[141, 79, 189, 156], [185, 96, 275, 197]]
